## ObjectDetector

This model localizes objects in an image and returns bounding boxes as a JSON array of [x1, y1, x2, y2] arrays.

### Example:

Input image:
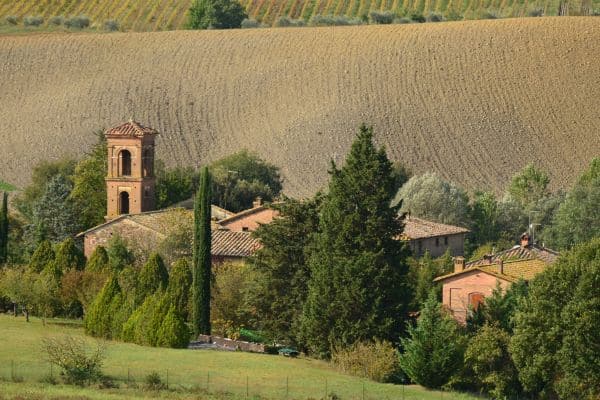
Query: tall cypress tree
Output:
[[192, 167, 212, 335], [0, 192, 8, 264], [299, 124, 411, 358]]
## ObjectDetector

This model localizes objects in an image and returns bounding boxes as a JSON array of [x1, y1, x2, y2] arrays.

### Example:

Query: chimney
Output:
[[520, 233, 530, 248], [483, 254, 493, 265], [498, 259, 504, 275], [252, 197, 263, 208], [453, 256, 465, 273]]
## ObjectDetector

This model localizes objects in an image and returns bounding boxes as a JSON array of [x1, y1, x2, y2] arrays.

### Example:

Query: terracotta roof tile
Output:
[[105, 120, 159, 137], [211, 230, 261, 257], [466, 244, 559, 267], [400, 217, 469, 240], [434, 258, 548, 283]]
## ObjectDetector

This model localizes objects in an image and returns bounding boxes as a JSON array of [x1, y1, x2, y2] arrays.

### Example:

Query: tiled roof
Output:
[[217, 205, 268, 225], [172, 199, 234, 220], [466, 244, 559, 267], [211, 230, 261, 257], [434, 258, 548, 283], [400, 217, 469, 240], [105, 120, 159, 137]]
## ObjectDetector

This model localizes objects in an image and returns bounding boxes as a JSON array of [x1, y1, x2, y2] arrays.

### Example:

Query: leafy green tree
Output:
[[187, 0, 247, 29], [15, 158, 76, 219], [407, 251, 450, 310], [70, 132, 107, 229], [248, 196, 321, 343], [399, 290, 467, 389], [192, 167, 212, 335], [510, 238, 600, 399], [300, 125, 411, 358], [0, 266, 36, 320], [465, 324, 522, 398], [394, 172, 470, 227], [167, 258, 193, 320], [29, 175, 80, 246], [28, 240, 55, 273], [155, 161, 197, 209], [33, 270, 61, 323], [468, 191, 499, 246], [85, 246, 109, 273], [52, 238, 85, 272], [84, 275, 122, 338], [543, 158, 600, 249], [157, 305, 190, 348], [508, 163, 550, 210], [495, 195, 528, 243], [209, 149, 282, 212], [138, 252, 169, 300], [0, 191, 8, 265], [106, 235, 134, 272]]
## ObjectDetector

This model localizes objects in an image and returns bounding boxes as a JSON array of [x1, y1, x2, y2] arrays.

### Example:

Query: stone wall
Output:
[[196, 334, 266, 353]]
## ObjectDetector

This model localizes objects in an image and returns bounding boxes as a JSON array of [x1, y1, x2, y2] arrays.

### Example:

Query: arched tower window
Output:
[[119, 150, 132, 177], [119, 192, 130, 214], [142, 148, 153, 177]]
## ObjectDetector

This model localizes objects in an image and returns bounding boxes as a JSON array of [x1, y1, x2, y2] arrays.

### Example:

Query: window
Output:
[[144, 187, 151, 198], [435, 237, 440, 247], [418, 240, 423, 255], [119, 191, 130, 214], [242, 227, 249, 232], [142, 148, 153, 177], [444, 236, 449, 245], [119, 150, 132, 176]]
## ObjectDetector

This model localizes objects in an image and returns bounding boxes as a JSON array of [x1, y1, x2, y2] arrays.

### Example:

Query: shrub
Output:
[[409, 12, 425, 22], [42, 335, 105, 386], [65, 15, 90, 29], [49, 16, 65, 26], [331, 340, 400, 383], [103, 19, 119, 31], [394, 17, 412, 24], [187, 0, 248, 29], [370, 11, 395, 24], [277, 17, 306, 27], [426, 12, 444, 22], [24, 16, 44, 27], [527, 7, 544, 17], [144, 371, 165, 390], [5, 16, 18, 25], [241, 18, 260, 28], [482, 10, 500, 19], [157, 305, 190, 348], [309, 15, 361, 26]]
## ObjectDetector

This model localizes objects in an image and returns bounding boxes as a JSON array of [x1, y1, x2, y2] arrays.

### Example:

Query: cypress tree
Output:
[[0, 191, 8, 264], [28, 240, 55, 273], [192, 166, 212, 335], [85, 246, 110, 273], [137, 252, 169, 301], [299, 124, 411, 358], [84, 275, 122, 338]]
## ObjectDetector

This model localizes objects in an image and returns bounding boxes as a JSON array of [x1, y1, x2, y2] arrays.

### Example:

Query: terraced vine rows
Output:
[[0, 0, 597, 29], [1, 18, 599, 197]]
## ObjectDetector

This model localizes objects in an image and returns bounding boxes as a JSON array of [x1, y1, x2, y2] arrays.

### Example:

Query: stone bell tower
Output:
[[105, 120, 158, 220]]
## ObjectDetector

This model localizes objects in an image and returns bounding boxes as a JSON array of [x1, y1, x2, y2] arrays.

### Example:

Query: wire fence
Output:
[[1, 359, 469, 400]]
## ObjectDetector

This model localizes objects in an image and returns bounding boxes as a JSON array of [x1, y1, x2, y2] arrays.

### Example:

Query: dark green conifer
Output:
[[167, 258, 193, 320], [45, 238, 85, 281], [0, 191, 8, 264], [299, 124, 411, 358], [138, 252, 169, 300], [158, 305, 190, 348], [192, 167, 212, 335], [84, 275, 122, 338]]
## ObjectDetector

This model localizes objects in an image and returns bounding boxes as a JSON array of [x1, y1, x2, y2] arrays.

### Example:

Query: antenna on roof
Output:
[[528, 210, 541, 245]]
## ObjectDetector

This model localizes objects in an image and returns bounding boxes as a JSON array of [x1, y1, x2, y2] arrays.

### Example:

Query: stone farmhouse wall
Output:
[[409, 233, 466, 258]]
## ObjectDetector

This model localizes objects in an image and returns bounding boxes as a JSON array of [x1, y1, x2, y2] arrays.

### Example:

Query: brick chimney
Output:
[[483, 254, 494, 264], [520, 233, 530, 248], [453, 256, 465, 273], [252, 197, 263, 208]]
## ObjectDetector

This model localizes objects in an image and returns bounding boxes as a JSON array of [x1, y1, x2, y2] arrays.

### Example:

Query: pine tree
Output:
[[167, 258, 193, 320], [137, 252, 169, 301], [299, 125, 411, 358], [399, 290, 467, 389], [106, 235, 134, 272], [157, 305, 190, 348], [85, 246, 110, 273], [28, 240, 55, 273], [84, 275, 122, 338], [0, 191, 8, 264], [192, 167, 212, 335]]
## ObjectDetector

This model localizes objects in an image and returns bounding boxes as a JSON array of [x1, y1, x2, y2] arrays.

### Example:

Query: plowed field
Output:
[[1, 17, 599, 197]]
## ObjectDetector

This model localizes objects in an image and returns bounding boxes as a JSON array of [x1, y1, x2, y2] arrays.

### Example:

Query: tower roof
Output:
[[105, 120, 159, 137]]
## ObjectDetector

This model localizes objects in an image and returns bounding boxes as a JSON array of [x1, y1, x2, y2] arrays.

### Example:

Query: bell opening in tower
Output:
[[119, 191, 130, 214]]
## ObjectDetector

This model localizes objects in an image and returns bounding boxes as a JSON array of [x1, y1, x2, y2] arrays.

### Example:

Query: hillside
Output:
[[0, 17, 599, 197], [0, 0, 598, 30]]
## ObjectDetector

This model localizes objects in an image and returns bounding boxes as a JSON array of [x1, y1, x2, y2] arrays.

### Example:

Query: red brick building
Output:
[[217, 198, 279, 232], [434, 234, 559, 323]]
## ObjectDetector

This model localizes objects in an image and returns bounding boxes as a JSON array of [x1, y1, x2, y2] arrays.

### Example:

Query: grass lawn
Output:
[[0, 315, 483, 399], [0, 180, 16, 192]]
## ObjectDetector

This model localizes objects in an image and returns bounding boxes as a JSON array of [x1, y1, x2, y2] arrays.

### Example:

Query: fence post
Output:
[[402, 384, 405, 400], [286, 376, 289, 399], [11, 360, 14, 381], [127, 368, 130, 385], [246, 375, 249, 399], [362, 381, 365, 400], [207, 371, 210, 391], [325, 378, 328, 398], [166, 369, 169, 389], [50, 363, 53, 380]]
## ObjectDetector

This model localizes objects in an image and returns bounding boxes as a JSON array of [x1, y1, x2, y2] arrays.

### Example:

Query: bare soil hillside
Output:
[[0, 17, 599, 197]]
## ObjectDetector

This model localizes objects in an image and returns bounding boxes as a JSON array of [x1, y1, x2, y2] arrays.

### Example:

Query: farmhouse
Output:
[[77, 121, 262, 263], [401, 216, 469, 257], [434, 233, 559, 323]]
